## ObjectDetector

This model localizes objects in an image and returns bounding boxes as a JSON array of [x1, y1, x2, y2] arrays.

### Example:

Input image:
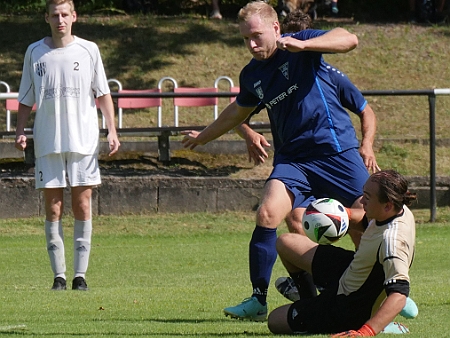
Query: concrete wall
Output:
[[1, 173, 450, 219], [2, 140, 450, 218]]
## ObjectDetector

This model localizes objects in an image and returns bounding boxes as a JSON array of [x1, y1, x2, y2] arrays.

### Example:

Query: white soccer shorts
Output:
[[34, 152, 101, 189]]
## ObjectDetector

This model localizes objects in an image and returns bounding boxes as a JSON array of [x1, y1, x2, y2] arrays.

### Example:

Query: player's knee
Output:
[[46, 204, 63, 220], [72, 200, 91, 218], [257, 205, 286, 227], [268, 306, 293, 334], [276, 232, 299, 253], [285, 214, 304, 234]]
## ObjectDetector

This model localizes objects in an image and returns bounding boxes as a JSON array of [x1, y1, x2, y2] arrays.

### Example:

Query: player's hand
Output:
[[107, 131, 120, 156], [15, 134, 27, 151], [331, 324, 376, 337], [244, 132, 270, 165], [359, 145, 380, 174], [277, 36, 305, 52], [181, 130, 202, 150]]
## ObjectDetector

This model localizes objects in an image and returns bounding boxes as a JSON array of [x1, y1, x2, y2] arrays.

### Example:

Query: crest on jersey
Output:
[[279, 62, 289, 80], [256, 87, 264, 100], [35, 62, 46, 77]]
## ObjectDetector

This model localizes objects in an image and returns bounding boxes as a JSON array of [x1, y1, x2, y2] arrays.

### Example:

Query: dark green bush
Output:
[[2, 0, 46, 14], [340, 0, 409, 22], [1, 0, 409, 21]]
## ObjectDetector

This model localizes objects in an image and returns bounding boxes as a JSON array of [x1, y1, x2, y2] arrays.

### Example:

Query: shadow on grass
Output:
[[0, 333, 270, 337], [0, 16, 242, 90], [99, 155, 244, 177], [0, 155, 246, 177], [0, 317, 271, 336]]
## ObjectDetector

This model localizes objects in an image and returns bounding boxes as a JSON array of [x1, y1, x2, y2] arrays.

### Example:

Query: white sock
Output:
[[73, 219, 92, 279], [45, 220, 66, 280]]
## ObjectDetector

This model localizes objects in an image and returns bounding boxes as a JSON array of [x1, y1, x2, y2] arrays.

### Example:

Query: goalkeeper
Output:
[[267, 170, 416, 336]]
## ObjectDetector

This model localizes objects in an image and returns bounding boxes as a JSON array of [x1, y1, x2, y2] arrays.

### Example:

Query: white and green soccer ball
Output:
[[302, 198, 349, 245]]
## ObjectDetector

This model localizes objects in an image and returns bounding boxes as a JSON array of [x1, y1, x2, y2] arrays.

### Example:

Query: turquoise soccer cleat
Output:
[[382, 322, 410, 334], [400, 297, 419, 319], [223, 296, 268, 322]]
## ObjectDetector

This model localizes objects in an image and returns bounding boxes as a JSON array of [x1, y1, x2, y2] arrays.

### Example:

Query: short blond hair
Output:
[[46, 0, 75, 13], [238, 1, 278, 25]]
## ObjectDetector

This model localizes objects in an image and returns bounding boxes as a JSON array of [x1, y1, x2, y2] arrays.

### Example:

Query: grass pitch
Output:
[[0, 211, 449, 337]]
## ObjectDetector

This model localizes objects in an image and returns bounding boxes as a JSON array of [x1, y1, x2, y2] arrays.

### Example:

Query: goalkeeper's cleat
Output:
[[382, 322, 410, 334], [399, 297, 418, 319], [275, 277, 300, 302], [223, 296, 267, 322]]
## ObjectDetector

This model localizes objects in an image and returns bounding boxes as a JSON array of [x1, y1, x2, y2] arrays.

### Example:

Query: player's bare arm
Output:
[[358, 104, 380, 173], [235, 120, 270, 165], [15, 103, 33, 151], [182, 102, 255, 150], [365, 292, 407, 334], [97, 93, 120, 156], [277, 27, 358, 53]]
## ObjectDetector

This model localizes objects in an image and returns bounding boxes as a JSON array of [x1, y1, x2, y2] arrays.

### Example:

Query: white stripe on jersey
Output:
[[385, 220, 399, 258]]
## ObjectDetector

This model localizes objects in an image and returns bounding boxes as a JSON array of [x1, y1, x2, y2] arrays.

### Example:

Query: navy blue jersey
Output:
[[236, 29, 361, 162], [248, 62, 367, 158], [323, 62, 367, 114]]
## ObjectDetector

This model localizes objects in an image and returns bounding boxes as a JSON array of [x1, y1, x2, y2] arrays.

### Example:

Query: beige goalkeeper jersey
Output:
[[338, 206, 415, 296]]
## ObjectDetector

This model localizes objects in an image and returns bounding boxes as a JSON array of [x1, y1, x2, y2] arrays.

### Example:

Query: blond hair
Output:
[[46, 0, 75, 13], [237, 1, 278, 25]]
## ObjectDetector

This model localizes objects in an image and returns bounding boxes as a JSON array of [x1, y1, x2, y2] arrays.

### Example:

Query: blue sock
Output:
[[249, 226, 277, 305]]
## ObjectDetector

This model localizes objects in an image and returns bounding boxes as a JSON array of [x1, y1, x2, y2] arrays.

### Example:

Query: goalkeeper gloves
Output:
[[331, 324, 376, 337]]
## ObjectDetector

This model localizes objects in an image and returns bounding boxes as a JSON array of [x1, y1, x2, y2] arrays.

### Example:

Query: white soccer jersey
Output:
[[18, 36, 110, 158]]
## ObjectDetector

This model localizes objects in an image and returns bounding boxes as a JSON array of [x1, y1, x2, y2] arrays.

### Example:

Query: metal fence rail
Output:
[[1, 88, 450, 222]]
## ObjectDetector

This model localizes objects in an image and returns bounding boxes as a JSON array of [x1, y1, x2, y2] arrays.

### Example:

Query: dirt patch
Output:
[[98, 150, 274, 178], [0, 150, 274, 179]]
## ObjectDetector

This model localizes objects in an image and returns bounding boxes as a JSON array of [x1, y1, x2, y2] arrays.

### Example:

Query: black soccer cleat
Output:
[[72, 277, 89, 291], [51, 277, 67, 291]]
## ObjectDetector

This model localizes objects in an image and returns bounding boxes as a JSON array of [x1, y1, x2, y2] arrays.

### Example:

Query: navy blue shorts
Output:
[[268, 148, 369, 209]]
